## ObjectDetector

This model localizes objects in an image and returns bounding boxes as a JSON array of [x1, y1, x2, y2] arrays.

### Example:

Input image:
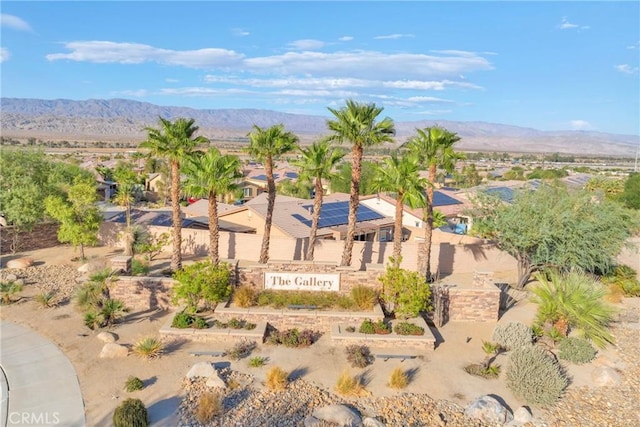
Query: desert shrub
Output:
[[172, 260, 232, 312], [35, 290, 58, 308], [100, 298, 128, 327], [358, 319, 375, 334], [394, 322, 425, 336], [132, 337, 164, 359], [265, 366, 288, 391], [482, 341, 501, 355], [345, 344, 372, 368], [74, 281, 104, 310], [492, 321, 533, 351], [602, 265, 640, 297], [195, 391, 223, 423], [225, 339, 256, 360], [506, 345, 568, 405], [0, 281, 23, 305], [248, 356, 267, 367], [171, 311, 209, 329], [373, 320, 391, 334], [233, 285, 257, 307], [267, 328, 319, 348], [345, 326, 356, 333], [227, 318, 243, 329], [130, 259, 149, 276], [335, 370, 367, 397], [255, 290, 355, 310], [379, 257, 431, 318], [113, 398, 148, 427], [124, 376, 145, 392], [388, 367, 409, 389], [464, 363, 501, 379], [84, 311, 102, 330], [558, 337, 597, 364], [350, 285, 378, 310]]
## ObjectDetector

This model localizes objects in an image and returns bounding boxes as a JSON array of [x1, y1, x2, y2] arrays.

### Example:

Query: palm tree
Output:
[[140, 117, 209, 271], [182, 148, 242, 264], [371, 153, 427, 265], [405, 126, 463, 281], [293, 139, 345, 261], [246, 124, 299, 263], [326, 99, 395, 267]]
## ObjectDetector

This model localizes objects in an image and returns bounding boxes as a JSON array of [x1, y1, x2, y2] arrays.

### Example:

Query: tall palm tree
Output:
[[246, 124, 299, 263], [405, 126, 463, 281], [182, 148, 242, 264], [371, 153, 427, 265], [140, 117, 208, 271], [326, 99, 395, 267], [293, 139, 345, 261]]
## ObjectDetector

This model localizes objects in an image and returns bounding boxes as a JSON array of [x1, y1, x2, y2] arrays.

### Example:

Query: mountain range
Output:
[[1, 97, 638, 156]]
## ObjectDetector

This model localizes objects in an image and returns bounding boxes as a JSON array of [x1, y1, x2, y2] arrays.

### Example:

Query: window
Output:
[[243, 187, 252, 197]]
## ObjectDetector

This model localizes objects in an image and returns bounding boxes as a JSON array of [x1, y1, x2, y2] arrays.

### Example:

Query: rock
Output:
[[13, 278, 25, 286], [77, 263, 91, 273], [6, 258, 34, 269], [464, 395, 513, 424], [3, 273, 18, 282], [363, 417, 386, 427], [591, 366, 622, 387], [304, 416, 323, 426], [312, 404, 362, 427], [513, 406, 532, 423], [99, 343, 129, 358], [186, 362, 217, 379], [205, 372, 227, 389], [96, 331, 118, 343]]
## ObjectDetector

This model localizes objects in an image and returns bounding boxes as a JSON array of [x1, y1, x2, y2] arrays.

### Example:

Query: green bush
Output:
[[267, 328, 319, 348], [602, 265, 640, 297], [358, 319, 375, 334], [130, 259, 150, 276], [345, 344, 372, 368], [172, 261, 232, 312], [350, 285, 378, 310], [379, 257, 431, 318], [394, 322, 425, 336], [506, 345, 568, 405], [0, 281, 23, 305], [124, 376, 145, 392], [492, 321, 533, 351], [373, 320, 391, 334], [171, 312, 209, 329], [558, 337, 597, 364], [113, 398, 148, 427], [248, 356, 267, 367]]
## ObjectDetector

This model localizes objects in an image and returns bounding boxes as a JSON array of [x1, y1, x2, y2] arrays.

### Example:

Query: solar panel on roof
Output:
[[432, 191, 463, 207], [294, 201, 385, 228]]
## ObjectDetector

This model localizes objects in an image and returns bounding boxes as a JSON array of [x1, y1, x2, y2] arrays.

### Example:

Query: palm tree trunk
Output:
[[170, 160, 182, 271], [421, 164, 437, 282], [341, 144, 363, 267], [393, 193, 404, 266], [208, 192, 219, 265], [306, 178, 324, 261], [259, 156, 275, 263]]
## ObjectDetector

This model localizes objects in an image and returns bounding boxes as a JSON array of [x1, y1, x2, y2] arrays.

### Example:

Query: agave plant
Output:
[[100, 298, 128, 327], [0, 281, 23, 304], [531, 269, 617, 348]]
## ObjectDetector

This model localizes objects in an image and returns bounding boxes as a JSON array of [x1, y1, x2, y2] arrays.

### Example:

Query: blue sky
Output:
[[1, 1, 639, 135]]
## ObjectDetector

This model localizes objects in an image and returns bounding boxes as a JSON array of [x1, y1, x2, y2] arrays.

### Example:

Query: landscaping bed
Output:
[[331, 316, 437, 351], [159, 311, 267, 342]]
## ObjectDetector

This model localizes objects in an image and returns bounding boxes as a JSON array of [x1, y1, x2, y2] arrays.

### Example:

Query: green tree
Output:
[[329, 161, 379, 195], [277, 179, 311, 199], [326, 99, 396, 266], [293, 140, 345, 260], [404, 127, 463, 280], [182, 148, 243, 264], [379, 257, 432, 318], [172, 260, 232, 312], [620, 173, 640, 209], [44, 176, 102, 260], [371, 153, 427, 264], [140, 117, 209, 271], [246, 124, 299, 263], [478, 185, 637, 288]]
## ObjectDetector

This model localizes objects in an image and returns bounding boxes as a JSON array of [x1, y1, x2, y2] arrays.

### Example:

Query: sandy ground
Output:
[[0, 244, 632, 426]]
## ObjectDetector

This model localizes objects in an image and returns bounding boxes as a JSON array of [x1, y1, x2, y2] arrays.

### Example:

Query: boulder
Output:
[[303, 416, 323, 427], [363, 417, 386, 427], [6, 258, 34, 269], [186, 362, 217, 379], [79, 258, 109, 274], [591, 366, 622, 387], [205, 372, 227, 389], [312, 404, 362, 427], [3, 273, 18, 282], [99, 343, 129, 358], [96, 331, 118, 343], [513, 406, 532, 423], [465, 395, 513, 424]]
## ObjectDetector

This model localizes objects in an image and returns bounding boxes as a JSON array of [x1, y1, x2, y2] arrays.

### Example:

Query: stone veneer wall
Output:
[[445, 287, 501, 322], [110, 277, 175, 311]]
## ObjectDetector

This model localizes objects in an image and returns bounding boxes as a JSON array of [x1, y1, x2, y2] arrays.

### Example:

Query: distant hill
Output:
[[1, 97, 638, 156]]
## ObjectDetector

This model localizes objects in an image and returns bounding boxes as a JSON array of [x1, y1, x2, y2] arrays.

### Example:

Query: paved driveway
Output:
[[0, 321, 85, 427]]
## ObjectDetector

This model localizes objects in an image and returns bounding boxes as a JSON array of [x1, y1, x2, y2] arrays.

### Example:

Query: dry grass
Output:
[[233, 285, 257, 308], [335, 370, 368, 397], [195, 391, 223, 423], [388, 367, 409, 389], [265, 366, 289, 391], [132, 337, 164, 359]]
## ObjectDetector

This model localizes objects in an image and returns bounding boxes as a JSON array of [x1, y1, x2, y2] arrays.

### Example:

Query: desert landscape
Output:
[[1, 244, 638, 427]]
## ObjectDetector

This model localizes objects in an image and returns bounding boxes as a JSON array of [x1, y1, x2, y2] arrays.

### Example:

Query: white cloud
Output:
[[406, 96, 453, 103], [232, 28, 250, 37], [46, 41, 244, 68], [287, 39, 325, 50], [615, 64, 639, 74], [165, 78, 179, 83], [558, 17, 589, 30], [0, 47, 9, 63], [569, 120, 592, 130], [374, 34, 415, 40], [627, 41, 640, 49], [159, 87, 252, 96], [0, 14, 32, 32], [338, 36, 353, 42], [112, 89, 148, 97], [413, 109, 453, 116]]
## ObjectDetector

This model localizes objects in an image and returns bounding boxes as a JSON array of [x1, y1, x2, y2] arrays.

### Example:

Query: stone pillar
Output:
[[111, 256, 132, 275]]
